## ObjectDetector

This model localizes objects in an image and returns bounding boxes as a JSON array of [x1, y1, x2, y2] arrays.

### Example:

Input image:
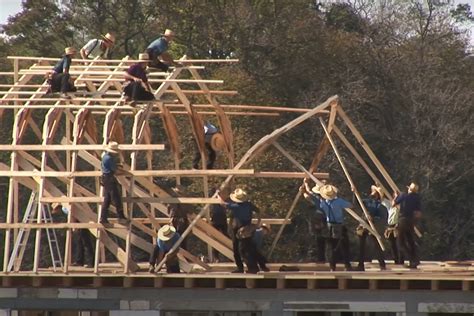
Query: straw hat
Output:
[[319, 184, 338, 200], [158, 224, 177, 241], [210, 133, 226, 151], [370, 185, 383, 198], [51, 202, 60, 210], [230, 188, 248, 203], [311, 184, 321, 194], [105, 141, 120, 154], [407, 182, 419, 193], [138, 53, 150, 61], [164, 29, 175, 37], [101, 33, 115, 44], [64, 47, 77, 55]]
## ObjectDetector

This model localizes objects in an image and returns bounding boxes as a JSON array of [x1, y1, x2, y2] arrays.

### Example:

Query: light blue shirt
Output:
[[204, 122, 218, 143], [320, 198, 351, 224], [157, 232, 181, 252], [101, 152, 117, 174], [147, 37, 169, 56]]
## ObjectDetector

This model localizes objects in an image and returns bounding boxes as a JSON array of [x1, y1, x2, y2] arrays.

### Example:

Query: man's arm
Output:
[[124, 71, 142, 82], [253, 203, 262, 227]]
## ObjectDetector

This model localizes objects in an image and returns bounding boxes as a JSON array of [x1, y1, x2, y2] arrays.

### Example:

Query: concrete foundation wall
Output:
[[0, 288, 473, 316]]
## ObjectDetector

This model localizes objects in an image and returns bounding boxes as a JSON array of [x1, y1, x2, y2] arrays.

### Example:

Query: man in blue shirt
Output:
[[252, 224, 270, 272], [393, 182, 422, 268], [145, 29, 180, 71], [318, 184, 353, 271], [100, 142, 128, 224], [149, 224, 181, 273], [220, 188, 261, 273], [300, 178, 328, 263], [357, 185, 387, 271], [49, 47, 77, 99], [123, 53, 155, 105]]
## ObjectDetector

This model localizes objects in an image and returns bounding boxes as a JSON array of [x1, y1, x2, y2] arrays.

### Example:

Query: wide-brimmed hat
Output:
[[105, 141, 120, 154], [158, 224, 177, 241], [51, 202, 61, 210], [370, 185, 383, 198], [64, 47, 77, 55], [138, 53, 150, 61], [230, 188, 248, 203], [210, 133, 226, 151], [164, 29, 175, 37], [319, 184, 338, 200], [407, 182, 419, 193], [101, 33, 115, 44], [311, 184, 321, 194]]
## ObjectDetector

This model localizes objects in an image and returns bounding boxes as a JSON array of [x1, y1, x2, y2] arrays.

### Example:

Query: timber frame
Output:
[[0, 55, 432, 276]]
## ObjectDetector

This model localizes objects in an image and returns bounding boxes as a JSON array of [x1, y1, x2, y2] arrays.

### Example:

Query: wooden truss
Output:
[[0, 55, 403, 275]]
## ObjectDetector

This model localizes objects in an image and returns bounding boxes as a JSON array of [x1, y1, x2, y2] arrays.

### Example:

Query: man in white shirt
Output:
[[80, 33, 115, 60]]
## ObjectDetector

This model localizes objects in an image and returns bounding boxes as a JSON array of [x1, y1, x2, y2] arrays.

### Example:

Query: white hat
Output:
[[164, 29, 175, 37], [230, 188, 248, 203], [158, 224, 177, 241], [138, 53, 150, 61], [105, 141, 119, 154], [407, 182, 419, 193]]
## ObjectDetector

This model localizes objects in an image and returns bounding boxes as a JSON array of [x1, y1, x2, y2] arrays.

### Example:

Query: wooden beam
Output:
[[0, 144, 165, 151]]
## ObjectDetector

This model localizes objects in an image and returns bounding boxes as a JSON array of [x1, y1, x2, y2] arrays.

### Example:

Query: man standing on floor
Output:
[[145, 29, 181, 71], [252, 224, 270, 272], [100, 141, 128, 224], [357, 185, 387, 271], [220, 188, 261, 273], [300, 178, 328, 263], [80, 33, 115, 60], [318, 184, 353, 271], [393, 182, 422, 269], [380, 187, 402, 264]]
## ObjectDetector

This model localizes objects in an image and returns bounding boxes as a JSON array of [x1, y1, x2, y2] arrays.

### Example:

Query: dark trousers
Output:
[[239, 237, 259, 273], [358, 230, 385, 268], [123, 81, 155, 101], [72, 229, 94, 265], [327, 225, 351, 270], [397, 217, 419, 266], [172, 221, 189, 251], [146, 49, 170, 71], [315, 233, 326, 262], [386, 225, 401, 264], [193, 142, 216, 169], [212, 222, 228, 260], [149, 245, 180, 273], [232, 227, 244, 271], [101, 174, 125, 221], [255, 249, 268, 270], [51, 73, 76, 93]]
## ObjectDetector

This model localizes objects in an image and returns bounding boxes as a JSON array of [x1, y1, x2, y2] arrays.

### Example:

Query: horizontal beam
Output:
[[0, 144, 165, 151], [0, 218, 290, 229], [7, 56, 239, 63], [0, 169, 255, 178], [40, 196, 223, 204]]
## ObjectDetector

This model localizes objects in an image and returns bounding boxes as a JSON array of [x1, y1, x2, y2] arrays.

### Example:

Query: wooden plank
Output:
[[0, 144, 165, 151], [40, 196, 224, 204], [0, 169, 254, 177], [7, 55, 238, 63]]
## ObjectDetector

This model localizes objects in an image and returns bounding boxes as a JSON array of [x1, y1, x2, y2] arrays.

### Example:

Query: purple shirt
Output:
[[126, 64, 148, 83]]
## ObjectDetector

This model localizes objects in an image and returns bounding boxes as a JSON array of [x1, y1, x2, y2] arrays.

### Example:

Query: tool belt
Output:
[[384, 225, 398, 239], [355, 224, 366, 237], [236, 224, 257, 240]]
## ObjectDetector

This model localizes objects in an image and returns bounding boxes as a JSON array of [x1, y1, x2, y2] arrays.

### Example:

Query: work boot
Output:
[[356, 264, 365, 272], [118, 215, 129, 224], [231, 268, 244, 273], [148, 264, 155, 273], [99, 218, 109, 224]]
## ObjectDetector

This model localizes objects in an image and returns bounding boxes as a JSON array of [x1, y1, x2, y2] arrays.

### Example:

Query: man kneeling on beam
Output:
[[123, 53, 155, 106]]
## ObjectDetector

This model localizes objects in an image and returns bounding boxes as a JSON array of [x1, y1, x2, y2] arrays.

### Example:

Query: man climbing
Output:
[[123, 53, 155, 105], [145, 29, 181, 71], [48, 47, 77, 99], [80, 33, 115, 60], [219, 188, 261, 273], [193, 121, 225, 169], [356, 185, 387, 271], [393, 182, 422, 269], [100, 141, 128, 224]]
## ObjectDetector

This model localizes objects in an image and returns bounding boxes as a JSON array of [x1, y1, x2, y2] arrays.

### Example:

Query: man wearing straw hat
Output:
[[356, 185, 387, 271], [100, 141, 128, 224], [300, 178, 328, 263], [80, 33, 116, 60], [220, 188, 261, 273], [48, 47, 77, 99], [393, 182, 422, 269], [192, 121, 225, 169], [148, 224, 181, 273], [52, 201, 94, 268], [318, 184, 353, 271], [145, 29, 181, 71], [123, 53, 155, 106]]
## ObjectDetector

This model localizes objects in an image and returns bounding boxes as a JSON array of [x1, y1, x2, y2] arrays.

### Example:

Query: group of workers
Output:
[[47, 29, 179, 102]]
